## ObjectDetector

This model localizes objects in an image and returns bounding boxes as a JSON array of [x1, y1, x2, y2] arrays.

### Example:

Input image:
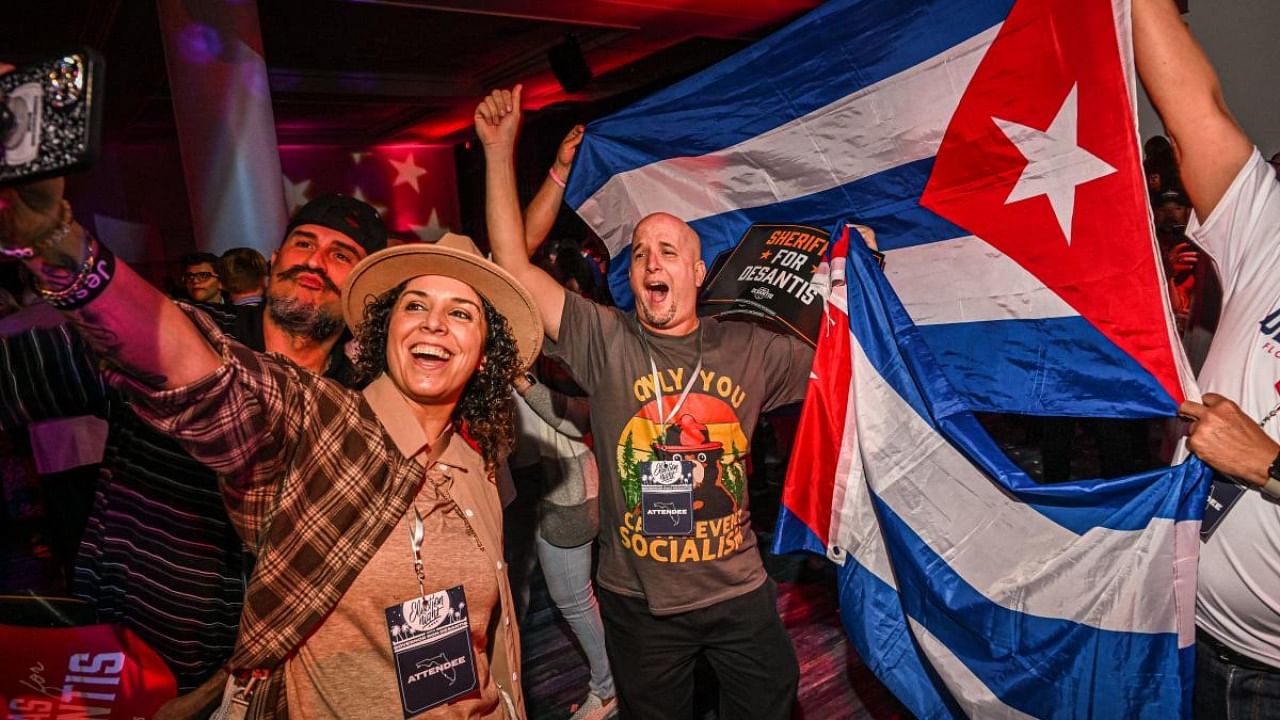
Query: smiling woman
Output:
[[134, 234, 542, 720], [204, 232, 541, 719], [63, 231, 538, 719], [351, 249, 528, 472]]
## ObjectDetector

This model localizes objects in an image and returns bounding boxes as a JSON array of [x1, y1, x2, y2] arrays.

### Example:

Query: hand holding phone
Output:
[[0, 49, 103, 188]]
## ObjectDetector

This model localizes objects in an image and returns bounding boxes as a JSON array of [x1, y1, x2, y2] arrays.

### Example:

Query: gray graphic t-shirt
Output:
[[545, 292, 813, 615]]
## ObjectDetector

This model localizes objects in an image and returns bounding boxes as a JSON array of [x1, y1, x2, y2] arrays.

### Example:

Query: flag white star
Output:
[[351, 186, 387, 217], [409, 209, 449, 243], [389, 152, 428, 193], [350, 151, 370, 165], [993, 84, 1116, 245], [282, 176, 312, 215]]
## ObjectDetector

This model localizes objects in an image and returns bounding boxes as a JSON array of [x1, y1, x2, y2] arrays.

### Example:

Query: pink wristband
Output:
[[548, 166, 567, 188]]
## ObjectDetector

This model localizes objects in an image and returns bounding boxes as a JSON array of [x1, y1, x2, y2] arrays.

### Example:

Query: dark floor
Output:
[[518, 542, 911, 720]]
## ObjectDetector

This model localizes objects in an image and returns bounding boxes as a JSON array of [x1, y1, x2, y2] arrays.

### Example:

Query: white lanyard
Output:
[[410, 505, 428, 605], [636, 320, 703, 430], [405, 428, 471, 607]]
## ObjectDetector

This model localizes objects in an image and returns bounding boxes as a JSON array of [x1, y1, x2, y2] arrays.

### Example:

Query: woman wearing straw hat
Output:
[[0, 175, 541, 718]]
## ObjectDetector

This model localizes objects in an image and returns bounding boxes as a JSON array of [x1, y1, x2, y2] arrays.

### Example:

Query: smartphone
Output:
[[0, 48, 104, 187]]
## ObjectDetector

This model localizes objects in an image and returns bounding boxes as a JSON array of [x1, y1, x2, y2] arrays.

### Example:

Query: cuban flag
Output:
[[565, 0, 1197, 418], [566, 0, 1214, 715], [779, 227, 1208, 717]]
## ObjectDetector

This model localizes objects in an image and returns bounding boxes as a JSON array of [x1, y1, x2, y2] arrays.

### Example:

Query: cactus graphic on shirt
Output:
[[619, 430, 642, 508], [722, 440, 745, 506]]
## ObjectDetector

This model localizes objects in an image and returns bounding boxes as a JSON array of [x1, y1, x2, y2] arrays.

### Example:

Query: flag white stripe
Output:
[[884, 235, 1079, 324], [846, 338, 1180, 634], [1172, 519, 1201, 649], [577, 24, 1003, 254], [824, 312, 877, 570]]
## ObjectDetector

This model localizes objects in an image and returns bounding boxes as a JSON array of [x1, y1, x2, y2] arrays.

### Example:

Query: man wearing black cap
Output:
[[0, 190, 384, 695], [229, 194, 386, 385], [1153, 187, 1191, 234], [1153, 187, 1221, 374]]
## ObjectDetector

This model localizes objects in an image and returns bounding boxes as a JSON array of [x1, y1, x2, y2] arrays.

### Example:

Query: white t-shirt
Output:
[[1184, 148, 1280, 667]]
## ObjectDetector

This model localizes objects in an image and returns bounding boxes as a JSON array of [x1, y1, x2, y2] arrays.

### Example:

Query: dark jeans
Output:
[[599, 580, 798, 720], [1195, 630, 1280, 720]]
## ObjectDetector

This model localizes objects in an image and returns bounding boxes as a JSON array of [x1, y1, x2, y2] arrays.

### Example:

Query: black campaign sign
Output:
[[698, 223, 830, 347]]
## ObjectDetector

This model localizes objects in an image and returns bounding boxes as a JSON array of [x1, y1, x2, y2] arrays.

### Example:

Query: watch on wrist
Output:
[[1263, 451, 1280, 500], [516, 371, 537, 395]]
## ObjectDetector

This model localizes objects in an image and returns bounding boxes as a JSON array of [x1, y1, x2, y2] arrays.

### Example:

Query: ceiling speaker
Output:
[[549, 36, 592, 94]]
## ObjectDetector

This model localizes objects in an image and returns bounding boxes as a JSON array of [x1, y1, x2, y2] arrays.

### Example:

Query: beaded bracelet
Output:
[[0, 245, 35, 259], [38, 234, 117, 311], [37, 238, 99, 304]]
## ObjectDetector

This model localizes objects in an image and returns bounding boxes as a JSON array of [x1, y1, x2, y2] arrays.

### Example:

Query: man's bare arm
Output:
[[475, 85, 568, 342], [523, 124, 584, 257], [1, 177, 220, 388], [1133, 0, 1253, 219]]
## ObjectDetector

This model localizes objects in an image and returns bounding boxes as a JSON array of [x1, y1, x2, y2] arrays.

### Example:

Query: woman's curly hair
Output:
[[354, 281, 519, 470]]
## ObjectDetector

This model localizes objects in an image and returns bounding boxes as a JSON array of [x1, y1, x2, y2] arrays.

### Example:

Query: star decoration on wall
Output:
[[390, 153, 429, 193], [283, 176, 312, 215], [409, 209, 449, 243]]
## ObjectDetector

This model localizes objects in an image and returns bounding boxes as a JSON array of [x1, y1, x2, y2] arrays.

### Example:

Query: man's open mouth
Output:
[[644, 281, 669, 305]]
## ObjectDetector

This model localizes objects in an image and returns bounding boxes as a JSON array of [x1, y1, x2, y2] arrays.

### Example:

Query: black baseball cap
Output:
[[1156, 188, 1190, 207], [285, 194, 387, 256]]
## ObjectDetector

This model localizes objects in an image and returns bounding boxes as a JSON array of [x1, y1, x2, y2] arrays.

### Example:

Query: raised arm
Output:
[[0, 177, 220, 388], [475, 85, 568, 341], [523, 124, 584, 257], [515, 375, 591, 439], [1133, 0, 1253, 218]]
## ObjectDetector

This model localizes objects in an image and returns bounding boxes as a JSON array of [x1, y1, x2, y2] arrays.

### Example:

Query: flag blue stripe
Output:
[[836, 555, 963, 719], [771, 505, 829, 558], [875, 492, 1190, 719], [1179, 644, 1196, 714], [918, 317, 1179, 418], [685, 157, 969, 256], [567, 0, 1015, 206]]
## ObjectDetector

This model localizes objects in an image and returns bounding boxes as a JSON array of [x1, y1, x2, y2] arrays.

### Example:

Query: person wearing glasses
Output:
[[179, 252, 226, 305]]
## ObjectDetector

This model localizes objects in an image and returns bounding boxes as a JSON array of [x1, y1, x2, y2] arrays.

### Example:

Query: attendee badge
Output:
[[385, 585, 477, 717], [640, 460, 695, 536], [1201, 475, 1248, 541]]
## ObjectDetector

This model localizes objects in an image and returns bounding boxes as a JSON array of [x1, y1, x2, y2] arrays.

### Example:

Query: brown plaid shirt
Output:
[[108, 307, 524, 718]]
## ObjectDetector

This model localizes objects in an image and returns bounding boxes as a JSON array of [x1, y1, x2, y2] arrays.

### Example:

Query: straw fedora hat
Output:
[[341, 233, 543, 369]]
